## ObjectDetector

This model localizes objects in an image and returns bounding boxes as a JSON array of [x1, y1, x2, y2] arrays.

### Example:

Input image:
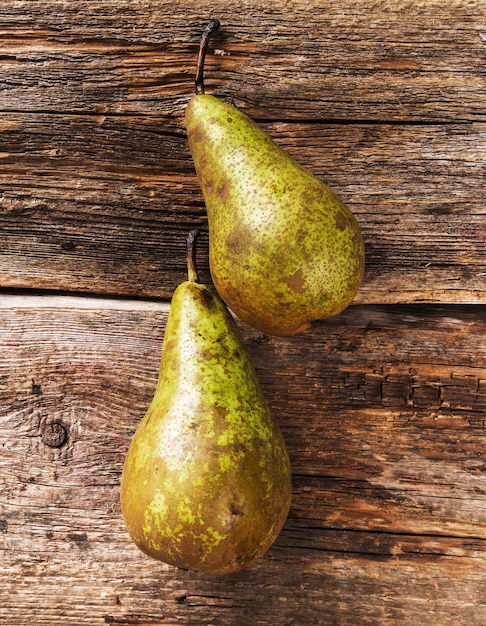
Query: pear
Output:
[[120, 231, 292, 574], [186, 20, 365, 336]]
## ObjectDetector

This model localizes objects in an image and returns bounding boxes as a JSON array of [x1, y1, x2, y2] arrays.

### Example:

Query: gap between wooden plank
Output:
[[0, 292, 171, 311]]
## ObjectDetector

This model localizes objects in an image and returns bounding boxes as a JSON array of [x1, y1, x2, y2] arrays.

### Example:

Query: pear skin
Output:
[[120, 232, 292, 574], [186, 21, 365, 336]]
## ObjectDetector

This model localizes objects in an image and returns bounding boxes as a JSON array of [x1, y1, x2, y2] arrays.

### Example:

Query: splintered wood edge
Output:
[[0, 294, 171, 312]]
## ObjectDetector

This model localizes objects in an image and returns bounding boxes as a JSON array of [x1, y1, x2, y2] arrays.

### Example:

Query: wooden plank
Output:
[[0, 1, 484, 122], [1, 114, 485, 302], [1, 295, 485, 624], [0, 0, 485, 305]]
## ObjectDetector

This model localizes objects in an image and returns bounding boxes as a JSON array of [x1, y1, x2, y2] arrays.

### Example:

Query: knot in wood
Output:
[[41, 421, 67, 448]]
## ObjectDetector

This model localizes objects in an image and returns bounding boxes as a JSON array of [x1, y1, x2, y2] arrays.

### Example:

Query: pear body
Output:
[[186, 95, 365, 336], [120, 279, 292, 574]]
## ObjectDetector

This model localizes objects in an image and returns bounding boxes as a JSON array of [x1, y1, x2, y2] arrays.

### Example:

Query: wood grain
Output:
[[1, 1, 486, 624], [1, 296, 485, 625], [0, 0, 484, 122], [0, 0, 485, 303], [1, 114, 485, 302]]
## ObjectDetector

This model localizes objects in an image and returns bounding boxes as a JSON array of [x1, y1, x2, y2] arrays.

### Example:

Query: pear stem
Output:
[[186, 229, 200, 283], [195, 19, 220, 95]]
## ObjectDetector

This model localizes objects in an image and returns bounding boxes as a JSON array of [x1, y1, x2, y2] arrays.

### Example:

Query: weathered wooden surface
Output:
[[0, 0, 485, 303], [1, 114, 485, 304], [1, 297, 485, 625], [1, 0, 486, 624]]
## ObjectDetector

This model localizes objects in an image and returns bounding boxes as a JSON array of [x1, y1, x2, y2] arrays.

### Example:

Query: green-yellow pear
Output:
[[186, 20, 365, 336], [120, 231, 292, 574]]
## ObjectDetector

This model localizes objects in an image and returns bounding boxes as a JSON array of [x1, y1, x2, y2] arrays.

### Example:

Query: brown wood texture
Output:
[[1, 297, 485, 625], [1, 1, 485, 624], [0, 0, 485, 303]]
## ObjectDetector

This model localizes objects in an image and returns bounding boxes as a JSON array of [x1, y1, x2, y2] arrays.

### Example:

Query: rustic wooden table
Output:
[[1, 2, 485, 624]]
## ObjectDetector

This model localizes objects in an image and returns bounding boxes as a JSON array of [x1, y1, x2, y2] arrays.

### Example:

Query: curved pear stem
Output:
[[186, 229, 200, 283], [195, 19, 220, 95]]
